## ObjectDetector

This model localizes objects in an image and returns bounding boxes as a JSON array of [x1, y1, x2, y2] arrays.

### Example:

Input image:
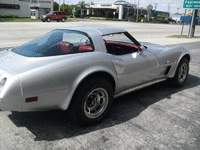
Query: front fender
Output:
[[167, 47, 190, 78]]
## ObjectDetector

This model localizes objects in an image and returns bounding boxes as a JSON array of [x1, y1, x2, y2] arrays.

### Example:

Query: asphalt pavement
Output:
[[0, 21, 200, 150]]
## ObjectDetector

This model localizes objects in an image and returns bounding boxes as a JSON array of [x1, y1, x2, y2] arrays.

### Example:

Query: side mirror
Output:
[[138, 45, 147, 55]]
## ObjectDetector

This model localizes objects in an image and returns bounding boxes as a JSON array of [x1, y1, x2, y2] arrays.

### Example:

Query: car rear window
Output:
[[12, 30, 94, 57]]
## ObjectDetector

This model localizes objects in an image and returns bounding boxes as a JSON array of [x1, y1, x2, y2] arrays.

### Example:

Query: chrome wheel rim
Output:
[[47, 18, 50, 22], [62, 18, 65, 21], [178, 63, 188, 82], [84, 88, 109, 119]]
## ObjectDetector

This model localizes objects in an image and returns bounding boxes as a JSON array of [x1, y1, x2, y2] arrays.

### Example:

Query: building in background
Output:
[[85, 0, 152, 20], [0, 0, 53, 18]]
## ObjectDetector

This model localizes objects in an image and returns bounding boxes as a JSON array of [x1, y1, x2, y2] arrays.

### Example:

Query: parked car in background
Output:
[[168, 18, 176, 23], [40, 11, 67, 22]]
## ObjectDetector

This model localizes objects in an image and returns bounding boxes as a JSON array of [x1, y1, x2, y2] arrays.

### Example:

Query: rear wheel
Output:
[[169, 57, 189, 87], [69, 76, 113, 126], [61, 18, 66, 22]]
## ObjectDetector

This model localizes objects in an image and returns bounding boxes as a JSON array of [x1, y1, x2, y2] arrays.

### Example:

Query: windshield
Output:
[[47, 12, 53, 15], [103, 33, 134, 44], [12, 30, 93, 57]]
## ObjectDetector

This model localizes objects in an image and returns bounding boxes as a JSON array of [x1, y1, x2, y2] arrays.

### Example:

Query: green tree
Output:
[[78, 1, 86, 9], [60, 4, 80, 17], [47, 8, 50, 13], [53, 2, 59, 11], [151, 10, 157, 20], [78, 1, 87, 16]]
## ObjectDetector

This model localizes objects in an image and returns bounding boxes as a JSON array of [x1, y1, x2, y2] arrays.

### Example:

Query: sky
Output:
[[55, 0, 193, 14]]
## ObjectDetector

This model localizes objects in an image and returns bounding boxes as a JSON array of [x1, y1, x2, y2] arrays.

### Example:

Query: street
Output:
[[0, 21, 200, 150]]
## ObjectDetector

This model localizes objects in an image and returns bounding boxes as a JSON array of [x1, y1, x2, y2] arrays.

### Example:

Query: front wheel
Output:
[[47, 18, 51, 22], [169, 57, 189, 87], [69, 76, 113, 126]]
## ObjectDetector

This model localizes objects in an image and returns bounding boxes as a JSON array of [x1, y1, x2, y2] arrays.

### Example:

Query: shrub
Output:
[[160, 20, 169, 24], [0, 15, 19, 18], [13, 15, 19, 18], [152, 21, 160, 23], [129, 18, 136, 22], [68, 15, 73, 18]]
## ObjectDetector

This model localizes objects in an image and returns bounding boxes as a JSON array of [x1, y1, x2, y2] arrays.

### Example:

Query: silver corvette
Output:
[[0, 27, 190, 126]]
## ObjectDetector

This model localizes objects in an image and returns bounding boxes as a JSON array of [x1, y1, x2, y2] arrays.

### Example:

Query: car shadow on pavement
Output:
[[8, 74, 200, 141]]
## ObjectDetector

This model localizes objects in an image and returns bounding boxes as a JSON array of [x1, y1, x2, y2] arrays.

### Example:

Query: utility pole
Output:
[[59, 0, 60, 11], [136, 0, 139, 22], [167, 3, 170, 13], [189, 9, 198, 37], [177, 8, 179, 13], [155, 3, 157, 10], [176, 8, 179, 21], [63, 0, 65, 11], [181, 9, 187, 35]]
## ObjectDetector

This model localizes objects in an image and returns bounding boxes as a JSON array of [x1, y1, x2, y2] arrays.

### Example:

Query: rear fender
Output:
[[59, 66, 117, 110]]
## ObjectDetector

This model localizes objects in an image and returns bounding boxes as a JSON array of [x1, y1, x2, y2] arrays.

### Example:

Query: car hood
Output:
[[0, 48, 75, 75], [140, 42, 182, 55], [140, 42, 167, 51]]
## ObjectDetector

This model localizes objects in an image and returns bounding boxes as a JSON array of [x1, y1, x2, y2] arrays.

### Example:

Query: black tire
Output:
[[47, 18, 51, 22], [61, 18, 66, 22], [69, 76, 114, 126], [169, 57, 189, 87]]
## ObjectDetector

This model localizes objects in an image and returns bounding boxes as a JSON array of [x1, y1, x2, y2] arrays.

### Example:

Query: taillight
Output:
[[0, 78, 7, 86], [26, 96, 38, 103]]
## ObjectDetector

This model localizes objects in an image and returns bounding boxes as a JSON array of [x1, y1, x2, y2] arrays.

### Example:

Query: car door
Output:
[[51, 12, 57, 19], [111, 49, 159, 93], [103, 33, 160, 93], [57, 12, 62, 19]]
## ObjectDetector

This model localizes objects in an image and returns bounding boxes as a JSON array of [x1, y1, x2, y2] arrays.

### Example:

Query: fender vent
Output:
[[164, 66, 171, 75]]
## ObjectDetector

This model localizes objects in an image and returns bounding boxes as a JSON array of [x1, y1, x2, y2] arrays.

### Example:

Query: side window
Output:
[[62, 12, 67, 15], [58, 12, 62, 15], [59, 32, 93, 53], [53, 12, 57, 15], [103, 33, 139, 55]]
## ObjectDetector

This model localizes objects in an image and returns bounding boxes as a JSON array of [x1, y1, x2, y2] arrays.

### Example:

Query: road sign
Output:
[[183, 0, 200, 9]]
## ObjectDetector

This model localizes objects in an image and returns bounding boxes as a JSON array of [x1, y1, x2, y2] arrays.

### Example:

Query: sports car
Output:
[[0, 27, 190, 126]]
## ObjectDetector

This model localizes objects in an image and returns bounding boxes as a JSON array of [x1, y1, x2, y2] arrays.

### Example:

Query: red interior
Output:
[[57, 42, 72, 53], [79, 45, 92, 51], [105, 41, 139, 55], [57, 42, 93, 53]]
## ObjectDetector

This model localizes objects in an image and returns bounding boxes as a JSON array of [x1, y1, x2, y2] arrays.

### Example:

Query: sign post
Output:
[[183, 0, 200, 37], [183, 0, 200, 9]]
